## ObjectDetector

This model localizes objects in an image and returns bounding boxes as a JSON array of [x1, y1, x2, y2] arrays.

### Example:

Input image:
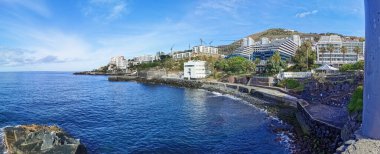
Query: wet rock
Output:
[[3, 124, 87, 154], [343, 139, 380, 154]]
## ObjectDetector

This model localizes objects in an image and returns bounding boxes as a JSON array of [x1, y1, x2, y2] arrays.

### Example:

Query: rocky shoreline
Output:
[[2, 125, 87, 154]]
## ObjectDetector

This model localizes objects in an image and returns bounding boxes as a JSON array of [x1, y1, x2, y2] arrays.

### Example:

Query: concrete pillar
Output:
[[363, 0, 380, 139]]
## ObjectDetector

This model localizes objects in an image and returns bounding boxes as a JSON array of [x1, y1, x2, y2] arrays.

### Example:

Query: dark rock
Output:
[[3, 124, 87, 154]]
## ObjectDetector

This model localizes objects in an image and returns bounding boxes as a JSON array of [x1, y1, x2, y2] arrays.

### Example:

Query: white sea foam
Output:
[[0, 126, 6, 154], [211, 91, 223, 96]]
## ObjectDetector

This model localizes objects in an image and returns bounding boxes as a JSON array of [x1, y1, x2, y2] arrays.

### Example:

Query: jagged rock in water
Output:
[[3, 124, 87, 154]]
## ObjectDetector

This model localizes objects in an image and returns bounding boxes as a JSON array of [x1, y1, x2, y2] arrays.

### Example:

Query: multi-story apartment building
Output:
[[251, 39, 298, 61], [292, 35, 301, 47], [133, 55, 160, 63], [192, 45, 218, 55], [316, 35, 365, 66], [228, 37, 298, 61], [109, 56, 128, 70], [171, 50, 192, 61], [171, 45, 219, 61]]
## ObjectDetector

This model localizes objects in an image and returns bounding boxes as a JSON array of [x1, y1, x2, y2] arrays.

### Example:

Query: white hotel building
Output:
[[316, 35, 365, 66], [183, 61, 209, 79], [109, 56, 128, 70]]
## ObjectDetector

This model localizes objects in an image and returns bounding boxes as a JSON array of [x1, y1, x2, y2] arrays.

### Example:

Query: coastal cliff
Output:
[[3, 125, 87, 154]]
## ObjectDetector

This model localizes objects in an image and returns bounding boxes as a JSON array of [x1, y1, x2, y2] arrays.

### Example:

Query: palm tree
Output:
[[320, 47, 327, 64], [327, 44, 334, 65], [354, 46, 362, 61], [341, 46, 348, 64]]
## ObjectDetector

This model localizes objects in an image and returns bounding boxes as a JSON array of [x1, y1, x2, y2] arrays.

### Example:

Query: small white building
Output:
[[183, 61, 208, 79]]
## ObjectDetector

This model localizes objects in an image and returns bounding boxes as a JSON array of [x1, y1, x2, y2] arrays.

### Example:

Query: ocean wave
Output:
[[211, 91, 223, 96], [0, 126, 6, 154]]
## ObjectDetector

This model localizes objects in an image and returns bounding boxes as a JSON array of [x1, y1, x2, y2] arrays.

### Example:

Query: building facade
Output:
[[242, 37, 255, 47], [251, 39, 298, 61], [133, 55, 160, 63], [171, 50, 192, 60], [171, 45, 219, 60], [183, 61, 209, 79], [292, 35, 301, 47], [192, 45, 218, 55], [109, 56, 128, 70], [316, 35, 365, 66]]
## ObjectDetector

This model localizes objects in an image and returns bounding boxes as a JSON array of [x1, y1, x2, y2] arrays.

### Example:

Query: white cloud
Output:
[[82, 0, 129, 22], [0, 0, 51, 17], [296, 10, 318, 18], [195, 0, 245, 16]]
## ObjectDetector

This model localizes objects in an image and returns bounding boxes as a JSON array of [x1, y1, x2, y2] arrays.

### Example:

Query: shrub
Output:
[[278, 79, 303, 91], [340, 60, 364, 72], [348, 86, 363, 114]]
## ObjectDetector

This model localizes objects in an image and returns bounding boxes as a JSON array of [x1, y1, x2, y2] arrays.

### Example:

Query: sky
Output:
[[0, 0, 364, 71]]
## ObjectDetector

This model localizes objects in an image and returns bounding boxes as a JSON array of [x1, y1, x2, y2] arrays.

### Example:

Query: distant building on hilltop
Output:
[[261, 37, 270, 45], [292, 35, 301, 47], [241, 37, 255, 47], [133, 55, 160, 63], [183, 60, 209, 79], [192, 45, 218, 55], [171, 45, 219, 60], [171, 50, 193, 61], [316, 35, 365, 66]]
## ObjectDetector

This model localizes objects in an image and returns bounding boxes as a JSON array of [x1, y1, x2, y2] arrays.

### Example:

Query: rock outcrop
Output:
[[338, 139, 380, 154], [3, 125, 87, 154]]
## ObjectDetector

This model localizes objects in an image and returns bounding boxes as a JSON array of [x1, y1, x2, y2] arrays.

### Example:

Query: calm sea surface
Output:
[[0, 72, 289, 153]]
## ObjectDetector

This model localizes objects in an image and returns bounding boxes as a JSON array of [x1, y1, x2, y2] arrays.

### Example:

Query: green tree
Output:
[[348, 86, 363, 114], [293, 41, 312, 71], [266, 51, 285, 74], [341, 46, 348, 64], [327, 44, 334, 65], [254, 58, 261, 65], [215, 59, 229, 71], [242, 60, 256, 73], [215, 57, 255, 74], [163, 58, 175, 72], [354, 46, 362, 61]]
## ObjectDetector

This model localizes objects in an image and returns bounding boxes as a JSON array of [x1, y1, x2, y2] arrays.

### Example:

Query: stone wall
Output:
[[248, 76, 275, 86], [297, 101, 342, 153], [138, 69, 167, 79]]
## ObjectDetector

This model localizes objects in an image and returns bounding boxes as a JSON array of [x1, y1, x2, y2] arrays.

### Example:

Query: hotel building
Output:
[[109, 56, 128, 70], [316, 35, 365, 66]]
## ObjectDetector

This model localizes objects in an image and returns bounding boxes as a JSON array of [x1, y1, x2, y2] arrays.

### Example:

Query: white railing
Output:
[[278, 72, 312, 80]]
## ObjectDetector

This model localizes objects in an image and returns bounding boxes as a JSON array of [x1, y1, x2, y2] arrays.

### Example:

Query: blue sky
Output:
[[0, 0, 364, 71]]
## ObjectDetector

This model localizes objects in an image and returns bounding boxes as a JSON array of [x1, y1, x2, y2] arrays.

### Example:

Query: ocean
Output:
[[0, 72, 290, 153]]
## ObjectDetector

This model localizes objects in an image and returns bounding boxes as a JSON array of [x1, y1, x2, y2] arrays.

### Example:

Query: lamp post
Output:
[[362, 0, 380, 139]]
